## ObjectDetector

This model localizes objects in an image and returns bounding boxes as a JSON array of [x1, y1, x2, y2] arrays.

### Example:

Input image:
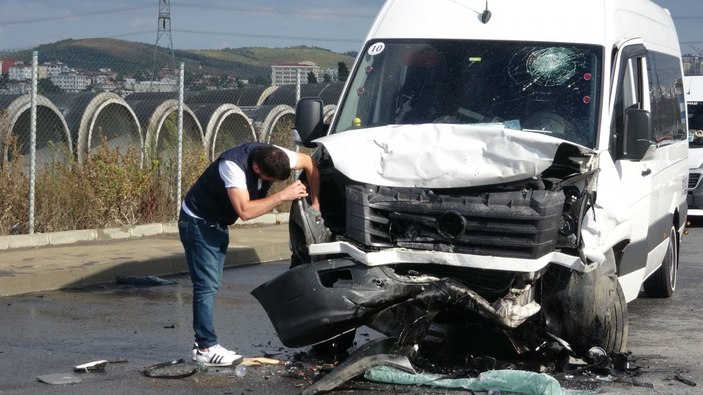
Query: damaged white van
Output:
[[253, 0, 688, 359]]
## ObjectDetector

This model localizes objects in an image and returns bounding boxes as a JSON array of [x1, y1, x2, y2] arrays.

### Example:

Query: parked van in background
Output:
[[254, 0, 689, 360], [686, 76, 703, 217]]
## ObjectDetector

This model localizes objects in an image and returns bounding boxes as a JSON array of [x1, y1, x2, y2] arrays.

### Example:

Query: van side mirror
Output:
[[294, 98, 328, 148], [622, 108, 654, 160]]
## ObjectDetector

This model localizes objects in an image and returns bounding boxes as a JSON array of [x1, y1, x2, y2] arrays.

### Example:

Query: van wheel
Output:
[[643, 226, 678, 298], [541, 249, 628, 355]]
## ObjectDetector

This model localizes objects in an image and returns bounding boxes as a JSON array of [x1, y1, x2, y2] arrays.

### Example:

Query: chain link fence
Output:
[[0, 50, 343, 236]]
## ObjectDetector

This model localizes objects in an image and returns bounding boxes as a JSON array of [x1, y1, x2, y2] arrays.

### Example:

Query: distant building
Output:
[[88, 68, 118, 91], [1, 58, 18, 74], [122, 77, 177, 93], [50, 72, 91, 92], [323, 67, 339, 82], [5, 81, 33, 94], [43, 61, 69, 76], [8, 63, 48, 80], [270, 61, 323, 86], [684, 55, 703, 76]]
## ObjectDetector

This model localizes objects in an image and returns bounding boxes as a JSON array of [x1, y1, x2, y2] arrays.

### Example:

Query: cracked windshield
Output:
[[333, 40, 602, 148]]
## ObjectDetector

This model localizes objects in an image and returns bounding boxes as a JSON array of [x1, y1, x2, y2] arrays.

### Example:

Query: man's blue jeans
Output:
[[178, 210, 229, 349]]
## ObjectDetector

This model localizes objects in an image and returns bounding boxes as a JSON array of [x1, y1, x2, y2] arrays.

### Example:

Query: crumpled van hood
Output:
[[314, 124, 594, 188]]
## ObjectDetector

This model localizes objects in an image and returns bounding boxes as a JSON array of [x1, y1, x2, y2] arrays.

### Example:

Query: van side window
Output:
[[646, 52, 687, 143], [611, 54, 644, 157]]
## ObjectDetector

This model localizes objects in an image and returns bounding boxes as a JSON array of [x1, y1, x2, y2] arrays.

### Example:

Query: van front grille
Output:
[[345, 185, 565, 260]]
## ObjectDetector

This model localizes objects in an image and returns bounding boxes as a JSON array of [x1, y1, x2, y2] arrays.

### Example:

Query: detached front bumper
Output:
[[251, 260, 425, 347], [251, 257, 540, 348]]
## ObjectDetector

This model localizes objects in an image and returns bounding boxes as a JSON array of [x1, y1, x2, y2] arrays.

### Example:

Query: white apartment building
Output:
[[43, 61, 69, 76], [5, 81, 32, 95], [122, 77, 177, 93], [270, 61, 323, 86], [8, 64, 48, 80], [50, 72, 91, 92]]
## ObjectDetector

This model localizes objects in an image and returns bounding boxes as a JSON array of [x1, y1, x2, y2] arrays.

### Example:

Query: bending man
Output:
[[178, 142, 319, 366]]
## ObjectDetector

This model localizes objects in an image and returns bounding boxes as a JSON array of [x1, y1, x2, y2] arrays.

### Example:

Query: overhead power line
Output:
[[171, 2, 377, 18], [175, 29, 361, 44], [0, 1, 376, 28], [0, 2, 154, 26]]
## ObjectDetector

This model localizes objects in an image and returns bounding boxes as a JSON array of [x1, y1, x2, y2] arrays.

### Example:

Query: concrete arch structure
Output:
[[240, 104, 296, 149], [189, 103, 257, 160], [263, 85, 300, 106], [318, 82, 345, 107], [45, 92, 141, 165], [263, 82, 345, 107], [323, 104, 338, 124], [124, 94, 205, 165], [0, 82, 344, 171], [0, 94, 72, 169], [187, 85, 278, 107]]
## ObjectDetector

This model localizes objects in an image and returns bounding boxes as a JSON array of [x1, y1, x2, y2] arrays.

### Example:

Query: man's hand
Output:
[[228, 180, 308, 221], [292, 153, 320, 210], [281, 180, 309, 201]]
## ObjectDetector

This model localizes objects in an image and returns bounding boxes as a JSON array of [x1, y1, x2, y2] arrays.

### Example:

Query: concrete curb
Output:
[[0, 212, 288, 251], [0, 220, 292, 297]]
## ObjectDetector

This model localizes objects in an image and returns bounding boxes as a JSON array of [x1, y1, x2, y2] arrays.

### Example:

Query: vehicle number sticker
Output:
[[368, 42, 385, 56]]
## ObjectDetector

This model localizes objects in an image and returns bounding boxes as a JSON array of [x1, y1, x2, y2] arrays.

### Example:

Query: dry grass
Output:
[[0, 133, 209, 236], [0, 120, 30, 235]]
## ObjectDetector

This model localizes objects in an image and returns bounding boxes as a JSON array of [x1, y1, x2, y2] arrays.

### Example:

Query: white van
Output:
[[254, 0, 688, 358], [686, 76, 703, 216]]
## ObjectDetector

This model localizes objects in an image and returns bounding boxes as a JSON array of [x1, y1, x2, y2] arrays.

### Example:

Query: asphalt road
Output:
[[1, 225, 702, 394]]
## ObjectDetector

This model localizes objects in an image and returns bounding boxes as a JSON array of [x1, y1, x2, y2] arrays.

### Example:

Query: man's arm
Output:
[[227, 180, 309, 221], [293, 153, 320, 210]]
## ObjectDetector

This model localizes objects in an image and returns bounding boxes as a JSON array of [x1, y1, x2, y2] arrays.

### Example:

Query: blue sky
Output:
[[0, 0, 701, 55], [0, 0, 384, 53]]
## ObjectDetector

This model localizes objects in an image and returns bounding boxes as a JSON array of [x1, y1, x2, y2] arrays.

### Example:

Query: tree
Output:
[[307, 71, 318, 84], [323, 73, 331, 83], [338, 62, 349, 82]]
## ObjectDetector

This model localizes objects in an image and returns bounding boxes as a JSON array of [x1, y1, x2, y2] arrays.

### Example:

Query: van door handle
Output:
[[641, 168, 652, 176]]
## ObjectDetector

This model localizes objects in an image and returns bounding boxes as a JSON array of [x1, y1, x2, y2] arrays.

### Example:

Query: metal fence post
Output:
[[28, 51, 38, 234], [176, 62, 184, 218]]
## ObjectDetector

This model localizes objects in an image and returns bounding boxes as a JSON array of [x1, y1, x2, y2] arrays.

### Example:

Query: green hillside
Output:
[[5, 38, 357, 80]]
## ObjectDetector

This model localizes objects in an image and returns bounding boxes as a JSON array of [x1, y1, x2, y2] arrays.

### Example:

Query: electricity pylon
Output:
[[150, 0, 177, 91]]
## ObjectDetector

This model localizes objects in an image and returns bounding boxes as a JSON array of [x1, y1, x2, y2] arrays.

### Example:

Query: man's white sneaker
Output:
[[194, 344, 243, 367]]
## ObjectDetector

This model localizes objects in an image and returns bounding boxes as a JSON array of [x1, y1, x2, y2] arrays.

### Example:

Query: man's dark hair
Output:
[[251, 146, 292, 180]]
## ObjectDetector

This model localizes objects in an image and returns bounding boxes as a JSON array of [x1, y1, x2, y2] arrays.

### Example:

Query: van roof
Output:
[[368, 0, 680, 56]]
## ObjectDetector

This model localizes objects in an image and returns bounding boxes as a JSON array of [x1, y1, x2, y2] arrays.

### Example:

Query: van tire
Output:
[[643, 226, 678, 298], [541, 249, 628, 355]]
